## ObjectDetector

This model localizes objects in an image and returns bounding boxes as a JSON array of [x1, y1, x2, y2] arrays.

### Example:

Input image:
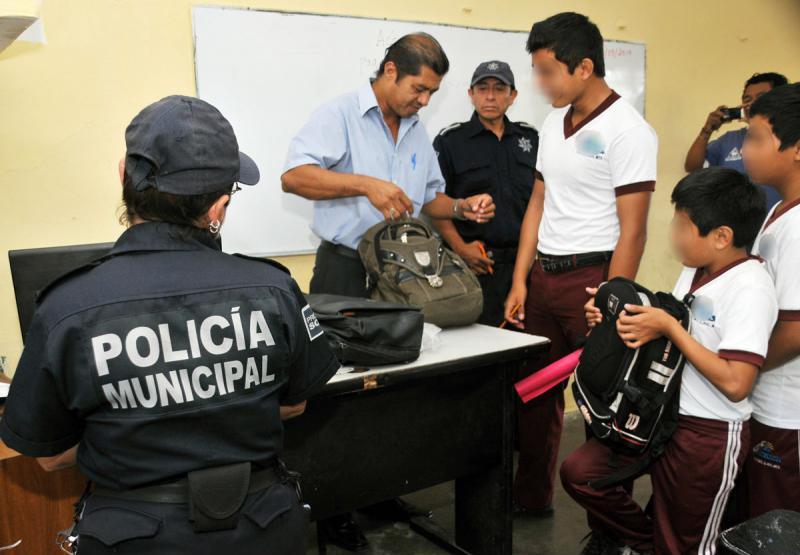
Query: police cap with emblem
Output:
[[471, 60, 515, 89], [124, 95, 260, 195]]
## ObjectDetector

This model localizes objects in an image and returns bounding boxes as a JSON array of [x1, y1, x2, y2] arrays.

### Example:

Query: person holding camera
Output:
[[684, 72, 788, 208]]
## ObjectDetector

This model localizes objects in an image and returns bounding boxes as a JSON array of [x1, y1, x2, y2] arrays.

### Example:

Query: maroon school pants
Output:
[[746, 418, 800, 518], [560, 416, 750, 554], [514, 259, 609, 509]]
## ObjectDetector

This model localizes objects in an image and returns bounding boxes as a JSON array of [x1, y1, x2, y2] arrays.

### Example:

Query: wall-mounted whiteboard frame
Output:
[[192, 6, 646, 256]]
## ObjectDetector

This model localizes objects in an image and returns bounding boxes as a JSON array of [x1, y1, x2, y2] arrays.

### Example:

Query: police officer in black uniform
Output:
[[433, 61, 539, 326], [0, 96, 340, 554]]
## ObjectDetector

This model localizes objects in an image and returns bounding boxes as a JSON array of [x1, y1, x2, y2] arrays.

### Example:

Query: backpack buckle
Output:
[[426, 275, 443, 288]]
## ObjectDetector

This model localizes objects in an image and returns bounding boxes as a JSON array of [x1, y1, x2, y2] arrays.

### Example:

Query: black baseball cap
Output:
[[470, 60, 515, 89], [124, 95, 259, 195]]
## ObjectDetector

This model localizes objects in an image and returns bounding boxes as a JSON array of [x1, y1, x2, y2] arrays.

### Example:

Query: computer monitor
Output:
[[8, 242, 113, 341]]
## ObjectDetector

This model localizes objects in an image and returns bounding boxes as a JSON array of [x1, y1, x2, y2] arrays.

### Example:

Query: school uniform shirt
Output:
[[535, 91, 658, 256], [672, 257, 778, 422], [706, 127, 781, 208], [750, 198, 800, 429], [0, 222, 340, 490], [283, 81, 446, 250]]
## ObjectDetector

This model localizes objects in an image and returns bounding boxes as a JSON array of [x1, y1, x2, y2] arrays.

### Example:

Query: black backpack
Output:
[[305, 294, 425, 366], [572, 277, 692, 489]]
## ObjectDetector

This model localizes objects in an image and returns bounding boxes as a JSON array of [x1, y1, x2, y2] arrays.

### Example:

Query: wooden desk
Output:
[[0, 445, 85, 553], [283, 324, 549, 555]]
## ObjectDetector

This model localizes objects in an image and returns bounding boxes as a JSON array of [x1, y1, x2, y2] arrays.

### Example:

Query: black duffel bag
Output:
[[306, 293, 424, 366]]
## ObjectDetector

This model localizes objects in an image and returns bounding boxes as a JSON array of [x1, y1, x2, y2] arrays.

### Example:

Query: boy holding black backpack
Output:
[[561, 167, 778, 555]]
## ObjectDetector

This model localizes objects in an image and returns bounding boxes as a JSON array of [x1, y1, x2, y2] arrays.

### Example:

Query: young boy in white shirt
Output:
[[562, 167, 778, 554], [742, 81, 800, 518]]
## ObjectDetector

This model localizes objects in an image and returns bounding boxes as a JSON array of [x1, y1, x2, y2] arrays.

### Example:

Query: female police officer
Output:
[[0, 95, 340, 554]]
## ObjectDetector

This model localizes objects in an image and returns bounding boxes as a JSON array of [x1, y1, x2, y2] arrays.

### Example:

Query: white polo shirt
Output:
[[751, 198, 800, 429], [535, 91, 658, 256], [673, 258, 778, 422]]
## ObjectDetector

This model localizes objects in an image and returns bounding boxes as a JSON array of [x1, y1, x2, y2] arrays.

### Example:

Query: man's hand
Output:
[[702, 105, 729, 135], [365, 178, 414, 220], [460, 194, 495, 223], [616, 304, 675, 349], [504, 284, 527, 329], [585, 287, 602, 329], [457, 241, 495, 275]]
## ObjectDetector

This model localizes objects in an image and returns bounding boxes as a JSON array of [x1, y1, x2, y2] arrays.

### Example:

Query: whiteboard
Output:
[[192, 7, 646, 256]]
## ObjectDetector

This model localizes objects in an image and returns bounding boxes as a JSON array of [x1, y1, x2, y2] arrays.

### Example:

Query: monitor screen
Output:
[[8, 243, 113, 341]]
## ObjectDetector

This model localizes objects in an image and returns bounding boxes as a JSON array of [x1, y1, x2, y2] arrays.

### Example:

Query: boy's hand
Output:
[[616, 304, 674, 349], [584, 287, 602, 329], [504, 284, 527, 330]]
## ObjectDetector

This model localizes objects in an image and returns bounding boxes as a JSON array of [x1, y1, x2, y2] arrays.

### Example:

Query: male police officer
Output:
[[433, 61, 538, 326], [0, 95, 339, 554]]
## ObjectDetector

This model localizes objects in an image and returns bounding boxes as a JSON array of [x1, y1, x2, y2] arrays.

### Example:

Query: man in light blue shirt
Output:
[[282, 33, 494, 299]]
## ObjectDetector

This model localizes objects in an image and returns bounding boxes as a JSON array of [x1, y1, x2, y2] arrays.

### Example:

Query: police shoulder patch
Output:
[[233, 253, 291, 276], [301, 304, 324, 341], [437, 122, 464, 137]]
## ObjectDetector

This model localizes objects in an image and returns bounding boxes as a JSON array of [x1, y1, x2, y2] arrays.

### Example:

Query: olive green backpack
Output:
[[358, 217, 483, 328]]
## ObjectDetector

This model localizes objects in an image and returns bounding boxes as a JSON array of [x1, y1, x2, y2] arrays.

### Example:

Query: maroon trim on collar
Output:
[[689, 256, 758, 294], [763, 196, 800, 231], [718, 350, 765, 368], [778, 310, 800, 322], [615, 181, 655, 197], [563, 90, 621, 139]]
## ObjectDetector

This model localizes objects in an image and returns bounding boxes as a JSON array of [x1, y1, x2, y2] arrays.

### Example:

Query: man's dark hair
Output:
[[749, 82, 800, 151], [377, 33, 449, 80], [526, 12, 605, 77], [120, 173, 233, 228], [671, 167, 766, 248], [744, 72, 789, 91]]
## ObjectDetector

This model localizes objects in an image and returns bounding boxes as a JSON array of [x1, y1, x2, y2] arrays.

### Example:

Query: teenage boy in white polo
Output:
[[505, 12, 657, 517]]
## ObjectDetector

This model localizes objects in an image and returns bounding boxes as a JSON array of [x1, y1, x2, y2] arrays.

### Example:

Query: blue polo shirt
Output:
[[283, 82, 445, 250], [706, 128, 781, 208]]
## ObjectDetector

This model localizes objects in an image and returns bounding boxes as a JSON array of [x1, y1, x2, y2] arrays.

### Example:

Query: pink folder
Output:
[[515, 348, 583, 403]]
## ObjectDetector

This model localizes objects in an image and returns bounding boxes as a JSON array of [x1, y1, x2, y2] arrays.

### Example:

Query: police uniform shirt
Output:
[[0, 222, 340, 490], [433, 112, 539, 249], [672, 257, 777, 422], [751, 199, 800, 429]]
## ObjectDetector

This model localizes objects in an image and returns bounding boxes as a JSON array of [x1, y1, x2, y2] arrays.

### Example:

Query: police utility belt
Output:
[[92, 462, 300, 533], [537, 250, 613, 274]]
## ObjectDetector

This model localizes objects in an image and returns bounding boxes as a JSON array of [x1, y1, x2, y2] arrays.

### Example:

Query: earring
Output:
[[209, 219, 221, 235]]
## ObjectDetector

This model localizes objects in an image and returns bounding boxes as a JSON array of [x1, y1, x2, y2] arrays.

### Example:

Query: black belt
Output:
[[92, 467, 280, 505], [537, 250, 613, 274], [319, 240, 360, 260]]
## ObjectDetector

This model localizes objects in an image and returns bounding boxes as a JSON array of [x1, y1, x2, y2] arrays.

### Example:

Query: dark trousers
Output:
[[309, 241, 368, 297], [514, 259, 609, 510], [560, 416, 749, 554], [76, 483, 308, 554], [476, 247, 516, 327]]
